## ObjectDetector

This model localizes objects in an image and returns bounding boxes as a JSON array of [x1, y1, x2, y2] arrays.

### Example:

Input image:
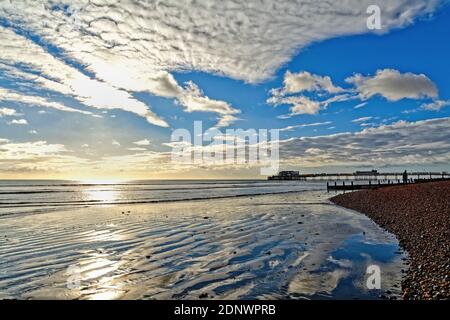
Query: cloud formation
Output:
[[0, 87, 93, 115], [280, 117, 450, 167], [421, 100, 450, 111], [133, 139, 151, 146], [0, 107, 18, 117], [269, 68, 443, 117], [0, 1, 444, 129], [1, 0, 441, 83], [0, 27, 168, 127], [9, 119, 28, 125], [346, 69, 438, 101], [273, 71, 343, 96]]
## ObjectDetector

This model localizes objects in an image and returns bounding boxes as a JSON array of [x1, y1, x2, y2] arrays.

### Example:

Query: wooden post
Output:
[[327, 181, 329, 193], [351, 181, 354, 191]]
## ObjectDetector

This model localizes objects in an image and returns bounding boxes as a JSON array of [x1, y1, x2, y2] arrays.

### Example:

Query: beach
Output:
[[331, 180, 450, 300], [0, 180, 406, 300]]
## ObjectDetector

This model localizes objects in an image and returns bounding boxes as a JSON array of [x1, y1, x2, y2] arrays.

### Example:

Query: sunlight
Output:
[[82, 188, 119, 203]]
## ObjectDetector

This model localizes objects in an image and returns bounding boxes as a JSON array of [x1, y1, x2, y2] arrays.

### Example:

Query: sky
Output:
[[0, 0, 450, 180]]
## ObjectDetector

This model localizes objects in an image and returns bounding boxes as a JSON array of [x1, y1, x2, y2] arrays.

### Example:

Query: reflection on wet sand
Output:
[[0, 191, 406, 300]]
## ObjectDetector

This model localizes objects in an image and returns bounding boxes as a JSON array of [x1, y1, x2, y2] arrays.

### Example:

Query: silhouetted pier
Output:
[[268, 171, 450, 181], [326, 177, 450, 192]]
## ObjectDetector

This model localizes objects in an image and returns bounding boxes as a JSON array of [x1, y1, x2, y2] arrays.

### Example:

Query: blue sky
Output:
[[0, 1, 449, 179]]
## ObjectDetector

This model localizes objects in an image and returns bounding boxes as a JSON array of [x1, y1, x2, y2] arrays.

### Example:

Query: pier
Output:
[[326, 177, 450, 192], [267, 170, 450, 192], [268, 170, 450, 181]]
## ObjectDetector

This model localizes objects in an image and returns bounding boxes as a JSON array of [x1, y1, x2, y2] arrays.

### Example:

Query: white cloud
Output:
[[176, 81, 240, 127], [0, 139, 94, 175], [279, 117, 450, 167], [0, 27, 168, 127], [0, 140, 66, 160], [213, 115, 241, 128], [271, 96, 322, 116], [346, 69, 438, 101], [0, 87, 93, 115], [280, 121, 332, 132], [112, 140, 121, 147], [352, 117, 373, 123], [29, 130, 38, 134], [273, 71, 343, 96], [0, 107, 18, 117], [0, 0, 441, 84], [353, 102, 368, 109], [9, 119, 28, 125], [178, 82, 239, 116], [421, 100, 450, 111], [0, 1, 442, 129], [269, 68, 443, 117], [133, 139, 151, 146]]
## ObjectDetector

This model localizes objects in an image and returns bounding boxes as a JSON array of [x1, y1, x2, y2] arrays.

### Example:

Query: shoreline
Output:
[[330, 181, 450, 300]]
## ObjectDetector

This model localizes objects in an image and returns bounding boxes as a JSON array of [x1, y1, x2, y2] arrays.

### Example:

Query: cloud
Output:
[[214, 115, 241, 128], [0, 1, 442, 129], [0, 140, 66, 160], [273, 71, 343, 96], [279, 121, 332, 132], [269, 68, 443, 117], [279, 117, 450, 167], [0, 138, 93, 175], [0, 27, 168, 127], [128, 147, 148, 151], [353, 102, 368, 109], [352, 117, 373, 123], [346, 69, 438, 101], [112, 140, 121, 147], [0, 87, 93, 115], [9, 119, 28, 125], [29, 130, 38, 134], [270, 96, 322, 116], [0, 0, 441, 84], [177, 81, 240, 126], [268, 69, 360, 117], [421, 100, 450, 111], [133, 139, 151, 146], [178, 82, 239, 116], [0, 107, 18, 117]]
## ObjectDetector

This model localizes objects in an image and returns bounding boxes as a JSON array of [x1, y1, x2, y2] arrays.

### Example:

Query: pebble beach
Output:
[[331, 180, 450, 300]]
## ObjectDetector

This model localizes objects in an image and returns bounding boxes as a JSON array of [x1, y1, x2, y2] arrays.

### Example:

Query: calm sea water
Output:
[[0, 180, 324, 216]]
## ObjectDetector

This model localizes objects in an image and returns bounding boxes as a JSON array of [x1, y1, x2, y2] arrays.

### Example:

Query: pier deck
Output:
[[326, 177, 450, 192]]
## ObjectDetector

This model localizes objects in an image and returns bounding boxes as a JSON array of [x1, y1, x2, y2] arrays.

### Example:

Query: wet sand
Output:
[[331, 180, 450, 300], [0, 191, 405, 300]]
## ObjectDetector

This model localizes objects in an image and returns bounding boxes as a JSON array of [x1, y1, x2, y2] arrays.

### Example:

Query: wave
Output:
[[0, 189, 313, 213], [0, 183, 285, 195], [0, 180, 267, 188]]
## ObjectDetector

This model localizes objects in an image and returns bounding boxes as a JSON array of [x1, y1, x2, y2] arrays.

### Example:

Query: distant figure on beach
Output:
[[403, 170, 408, 184]]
